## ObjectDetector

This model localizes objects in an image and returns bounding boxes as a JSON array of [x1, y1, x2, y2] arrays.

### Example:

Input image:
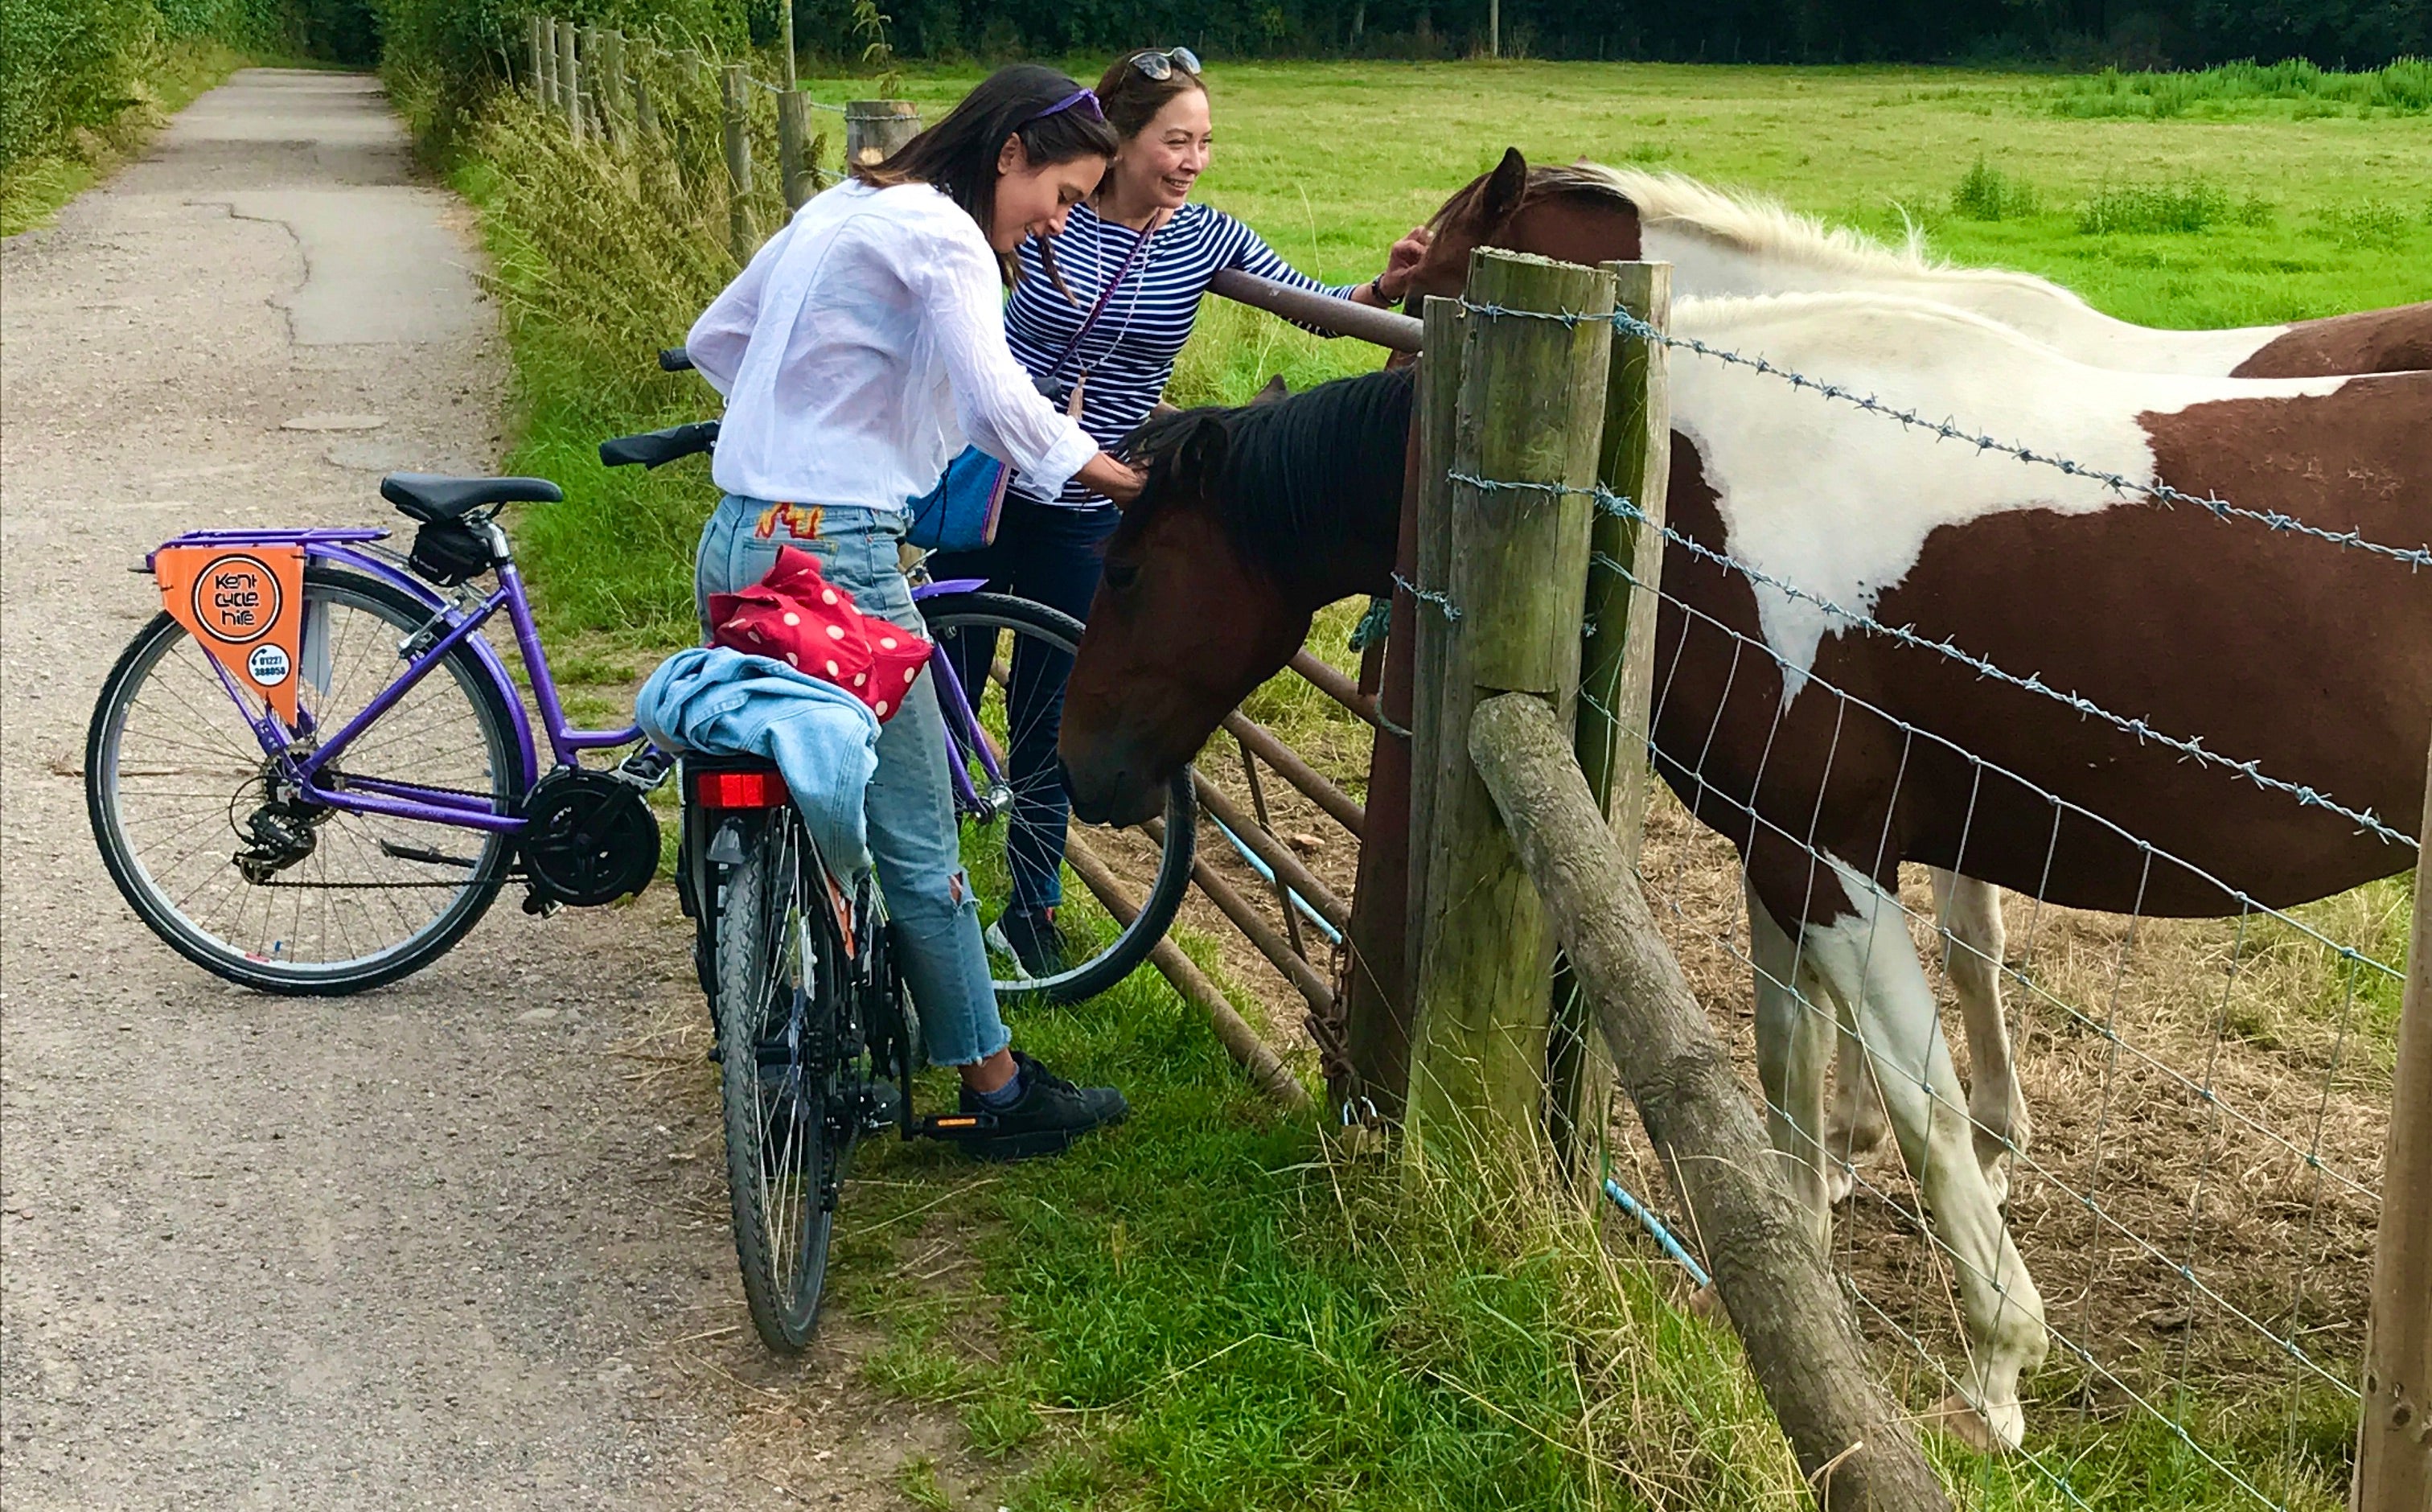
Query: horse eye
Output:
[[1103, 560, 1140, 594]]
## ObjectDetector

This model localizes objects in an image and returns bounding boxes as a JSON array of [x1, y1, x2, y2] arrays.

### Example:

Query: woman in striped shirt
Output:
[[930, 47, 1428, 976]]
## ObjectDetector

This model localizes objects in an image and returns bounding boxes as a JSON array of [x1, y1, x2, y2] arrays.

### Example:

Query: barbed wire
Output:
[[1460, 298, 2432, 573], [1439, 467, 2413, 849], [1581, 566, 2393, 1206]]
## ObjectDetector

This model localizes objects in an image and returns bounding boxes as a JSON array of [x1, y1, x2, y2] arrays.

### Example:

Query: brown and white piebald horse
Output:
[[1406, 148, 2432, 1210], [1059, 289, 2431, 1450]]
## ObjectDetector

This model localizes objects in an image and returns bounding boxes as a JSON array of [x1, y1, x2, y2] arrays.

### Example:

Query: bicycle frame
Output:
[[154, 525, 628, 836], [156, 525, 1011, 840]]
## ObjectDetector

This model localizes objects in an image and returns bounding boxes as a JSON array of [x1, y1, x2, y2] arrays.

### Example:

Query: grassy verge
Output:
[[2, 39, 253, 236], [440, 58, 2422, 1508]]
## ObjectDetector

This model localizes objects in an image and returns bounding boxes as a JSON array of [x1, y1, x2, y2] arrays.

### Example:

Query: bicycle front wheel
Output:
[[716, 808, 855, 1351], [918, 591, 1195, 1005], [84, 565, 522, 995]]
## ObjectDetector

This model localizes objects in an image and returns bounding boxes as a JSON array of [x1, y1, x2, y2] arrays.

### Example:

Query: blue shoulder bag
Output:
[[905, 217, 1157, 553]]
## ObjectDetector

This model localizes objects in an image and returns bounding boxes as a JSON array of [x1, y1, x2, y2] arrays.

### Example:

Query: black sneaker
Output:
[[992, 907, 1068, 980], [952, 1050, 1128, 1162]]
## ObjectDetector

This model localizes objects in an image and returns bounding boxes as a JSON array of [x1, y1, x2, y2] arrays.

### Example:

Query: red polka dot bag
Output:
[[705, 545, 932, 722]]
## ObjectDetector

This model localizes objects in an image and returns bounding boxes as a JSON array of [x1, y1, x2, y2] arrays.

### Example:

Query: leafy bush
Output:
[[2054, 57, 2432, 118], [1951, 156, 2040, 221], [2076, 176, 2273, 235]]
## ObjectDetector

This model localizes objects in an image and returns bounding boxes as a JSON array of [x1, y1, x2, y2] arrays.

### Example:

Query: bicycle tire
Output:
[[917, 591, 1195, 1005], [716, 808, 852, 1351], [85, 565, 523, 995]]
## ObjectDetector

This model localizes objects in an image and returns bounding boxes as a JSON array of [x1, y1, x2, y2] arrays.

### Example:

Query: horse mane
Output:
[[1119, 366, 1415, 590], [1674, 290, 2105, 367], [1579, 163, 2099, 308]]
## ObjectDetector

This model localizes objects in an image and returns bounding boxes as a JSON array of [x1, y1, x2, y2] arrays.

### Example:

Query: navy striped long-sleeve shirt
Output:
[[1004, 200, 1357, 507]]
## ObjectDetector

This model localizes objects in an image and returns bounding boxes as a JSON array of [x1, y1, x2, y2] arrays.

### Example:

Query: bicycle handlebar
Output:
[[599, 420, 720, 469], [659, 347, 695, 372]]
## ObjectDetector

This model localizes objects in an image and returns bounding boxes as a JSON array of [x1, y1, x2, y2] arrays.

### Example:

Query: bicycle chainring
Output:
[[518, 769, 660, 907]]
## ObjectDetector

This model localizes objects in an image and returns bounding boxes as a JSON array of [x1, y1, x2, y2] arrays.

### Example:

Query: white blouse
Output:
[[687, 180, 1098, 512]]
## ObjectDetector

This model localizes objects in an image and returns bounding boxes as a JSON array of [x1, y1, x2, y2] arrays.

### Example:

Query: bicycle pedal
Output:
[[910, 1111, 1001, 1142], [612, 747, 676, 791]]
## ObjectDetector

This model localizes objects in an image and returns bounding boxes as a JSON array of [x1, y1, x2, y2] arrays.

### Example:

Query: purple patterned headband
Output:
[[1025, 88, 1106, 125]]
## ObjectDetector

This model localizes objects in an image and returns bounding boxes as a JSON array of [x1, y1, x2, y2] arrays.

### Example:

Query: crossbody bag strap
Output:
[[1037, 210, 1162, 390]]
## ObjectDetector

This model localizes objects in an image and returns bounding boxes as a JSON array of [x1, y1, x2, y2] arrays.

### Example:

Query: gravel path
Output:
[[0, 71, 799, 1510]]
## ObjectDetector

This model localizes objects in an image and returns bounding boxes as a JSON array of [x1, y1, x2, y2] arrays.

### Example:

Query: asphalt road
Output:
[[0, 70, 795, 1511]]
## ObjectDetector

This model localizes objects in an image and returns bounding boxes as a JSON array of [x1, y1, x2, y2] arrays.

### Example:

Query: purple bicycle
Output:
[[84, 411, 1195, 1347], [82, 432, 1193, 1003]]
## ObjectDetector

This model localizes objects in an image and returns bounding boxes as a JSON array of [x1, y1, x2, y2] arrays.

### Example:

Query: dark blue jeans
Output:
[[930, 497, 1121, 917]]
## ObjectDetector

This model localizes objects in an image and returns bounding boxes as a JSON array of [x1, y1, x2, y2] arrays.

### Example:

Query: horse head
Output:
[[1399, 147, 1647, 310], [1059, 369, 1414, 826]]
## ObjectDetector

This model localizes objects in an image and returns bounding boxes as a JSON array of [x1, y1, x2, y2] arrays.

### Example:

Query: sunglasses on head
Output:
[[1027, 88, 1107, 125], [1130, 47, 1202, 80]]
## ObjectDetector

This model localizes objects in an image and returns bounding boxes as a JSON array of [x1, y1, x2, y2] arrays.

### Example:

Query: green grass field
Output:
[[446, 58, 2430, 1510]]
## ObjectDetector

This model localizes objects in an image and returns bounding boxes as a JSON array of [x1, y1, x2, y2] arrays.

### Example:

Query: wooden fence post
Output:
[[1466, 692, 1952, 1511], [601, 29, 629, 146], [1400, 296, 1469, 1128], [845, 99, 919, 168], [1548, 261, 1674, 1179], [2355, 742, 2432, 1510], [776, 90, 814, 211], [630, 44, 658, 143], [528, 16, 548, 107], [542, 18, 562, 113], [721, 64, 755, 267], [1403, 250, 1616, 1168], [557, 20, 582, 142], [578, 26, 598, 134]]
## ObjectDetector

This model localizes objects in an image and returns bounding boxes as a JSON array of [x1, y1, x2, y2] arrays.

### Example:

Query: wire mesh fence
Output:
[[1438, 290, 2418, 1506]]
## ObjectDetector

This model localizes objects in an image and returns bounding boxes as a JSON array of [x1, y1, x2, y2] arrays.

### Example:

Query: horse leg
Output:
[[1934, 869, 2027, 1206], [1801, 856, 2048, 1452], [1822, 1021, 1889, 1206], [1748, 885, 1836, 1253]]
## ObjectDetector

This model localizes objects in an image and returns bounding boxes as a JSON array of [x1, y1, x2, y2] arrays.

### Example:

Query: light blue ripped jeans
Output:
[[696, 495, 1009, 1069]]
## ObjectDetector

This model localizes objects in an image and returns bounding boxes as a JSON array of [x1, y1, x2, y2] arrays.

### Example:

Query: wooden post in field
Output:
[[2355, 742, 2432, 1510], [721, 64, 755, 267], [1547, 261, 1673, 1179], [778, 0, 799, 87], [845, 99, 918, 169], [557, 21, 582, 142], [1403, 250, 1615, 1168], [776, 90, 813, 210], [528, 16, 547, 106], [1466, 693, 1952, 1511]]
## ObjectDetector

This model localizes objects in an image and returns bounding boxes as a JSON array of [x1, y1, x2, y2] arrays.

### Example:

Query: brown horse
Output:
[[1060, 281, 2430, 1448], [1406, 148, 2432, 1209]]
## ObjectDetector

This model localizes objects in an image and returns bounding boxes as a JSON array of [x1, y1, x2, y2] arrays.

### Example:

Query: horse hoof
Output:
[[1926, 1391, 2023, 1454]]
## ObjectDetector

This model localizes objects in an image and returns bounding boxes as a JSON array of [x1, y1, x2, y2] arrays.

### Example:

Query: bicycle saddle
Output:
[[379, 472, 564, 524]]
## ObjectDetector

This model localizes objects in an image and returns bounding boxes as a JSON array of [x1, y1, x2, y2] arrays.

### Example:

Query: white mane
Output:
[[1579, 163, 2101, 310]]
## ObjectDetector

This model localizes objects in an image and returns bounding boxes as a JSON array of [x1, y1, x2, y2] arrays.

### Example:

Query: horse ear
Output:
[[1480, 146, 1529, 227], [1177, 413, 1229, 481], [1252, 375, 1289, 405]]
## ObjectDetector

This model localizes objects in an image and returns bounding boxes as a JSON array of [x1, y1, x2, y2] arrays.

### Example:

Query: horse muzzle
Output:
[[1058, 753, 1161, 830]]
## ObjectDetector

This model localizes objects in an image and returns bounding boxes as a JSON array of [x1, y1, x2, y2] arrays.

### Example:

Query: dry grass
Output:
[[1621, 779, 2400, 1461]]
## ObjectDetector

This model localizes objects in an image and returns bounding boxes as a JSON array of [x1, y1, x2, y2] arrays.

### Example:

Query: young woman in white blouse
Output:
[[685, 65, 1141, 1161]]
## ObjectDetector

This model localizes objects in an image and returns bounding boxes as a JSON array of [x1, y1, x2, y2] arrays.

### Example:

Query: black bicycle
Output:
[[610, 353, 1196, 1347]]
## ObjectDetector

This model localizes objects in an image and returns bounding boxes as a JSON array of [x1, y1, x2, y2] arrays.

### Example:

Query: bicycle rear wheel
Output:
[[716, 807, 858, 1351], [918, 591, 1195, 1004], [84, 565, 522, 995]]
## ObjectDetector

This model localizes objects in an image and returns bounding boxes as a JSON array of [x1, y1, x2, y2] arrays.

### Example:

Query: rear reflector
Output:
[[694, 768, 791, 808]]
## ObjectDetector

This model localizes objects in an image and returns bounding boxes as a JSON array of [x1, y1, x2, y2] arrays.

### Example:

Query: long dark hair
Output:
[[1095, 48, 1207, 141], [856, 64, 1119, 286]]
